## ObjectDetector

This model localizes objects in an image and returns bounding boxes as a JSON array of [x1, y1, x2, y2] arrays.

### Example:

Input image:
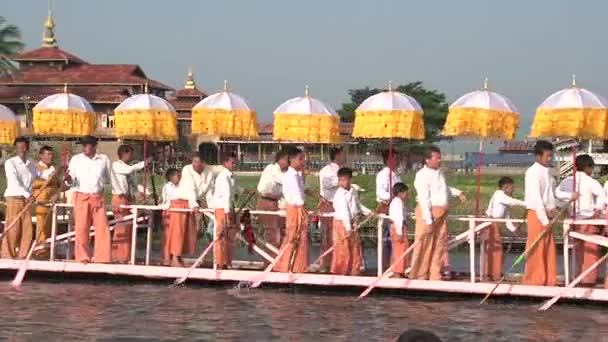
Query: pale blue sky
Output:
[[4, 0, 608, 150]]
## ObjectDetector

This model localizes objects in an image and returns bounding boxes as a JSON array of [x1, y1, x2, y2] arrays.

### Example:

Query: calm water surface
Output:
[[1, 279, 607, 342]]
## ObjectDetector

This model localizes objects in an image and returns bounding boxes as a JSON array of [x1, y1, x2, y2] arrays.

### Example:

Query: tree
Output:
[[337, 81, 449, 141], [0, 17, 24, 77]]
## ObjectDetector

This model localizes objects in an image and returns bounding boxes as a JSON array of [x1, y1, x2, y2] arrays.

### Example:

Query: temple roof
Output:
[[13, 47, 87, 64]]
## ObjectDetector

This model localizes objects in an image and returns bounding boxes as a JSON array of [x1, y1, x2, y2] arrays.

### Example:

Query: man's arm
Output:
[[414, 175, 433, 225], [113, 161, 145, 175]]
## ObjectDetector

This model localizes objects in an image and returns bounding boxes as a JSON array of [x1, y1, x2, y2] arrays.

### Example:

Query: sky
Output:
[[4, 0, 608, 152]]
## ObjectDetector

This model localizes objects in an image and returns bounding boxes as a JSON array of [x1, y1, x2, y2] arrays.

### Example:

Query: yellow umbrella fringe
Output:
[[192, 108, 259, 139], [33, 109, 95, 137], [273, 113, 341, 143], [530, 107, 608, 139], [352, 109, 425, 140], [0, 120, 19, 145], [442, 107, 520, 140], [115, 109, 178, 141]]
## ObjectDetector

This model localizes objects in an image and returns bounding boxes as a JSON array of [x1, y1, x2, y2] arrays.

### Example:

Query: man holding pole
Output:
[[212, 152, 237, 269], [256, 148, 289, 248], [2, 137, 38, 259], [32, 145, 61, 259], [410, 145, 465, 280], [375, 148, 401, 268]]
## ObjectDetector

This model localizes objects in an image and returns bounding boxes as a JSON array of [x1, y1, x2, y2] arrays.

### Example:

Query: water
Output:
[[2, 279, 608, 341]]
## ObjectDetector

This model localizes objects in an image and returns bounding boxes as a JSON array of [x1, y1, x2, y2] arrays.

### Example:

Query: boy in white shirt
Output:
[[484, 176, 526, 280], [212, 152, 237, 269], [331, 167, 371, 275], [160, 168, 180, 265], [389, 183, 410, 278]]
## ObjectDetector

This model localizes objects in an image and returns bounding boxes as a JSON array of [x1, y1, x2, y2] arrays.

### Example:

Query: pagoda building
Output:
[[168, 68, 206, 149]]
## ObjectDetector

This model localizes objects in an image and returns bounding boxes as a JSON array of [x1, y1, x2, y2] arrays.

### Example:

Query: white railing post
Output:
[[50, 203, 58, 261], [469, 220, 476, 283], [145, 211, 152, 266], [377, 218, 383, 277], [563, 222, 570, 286], [67, 207, 73, 260], [479, 226, 485, 282], [130, 208, 138, 265]]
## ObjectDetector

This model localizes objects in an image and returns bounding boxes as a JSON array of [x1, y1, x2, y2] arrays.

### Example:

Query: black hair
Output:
[[13, 136, 29, 147], [288, 147, 303, 159], [498, 176, 514, 188], [337, 167, 353, 178], [423, 145, 441, 162], [39, 145, 53, 154], [329, 146, 344, 161], [117, 144, 134, 158], [381, 148, 398, 165], [575, 154, 594, 171], [165, 168, 179, 181], [275, 148, 290, 163], [392, 182, 409, 196], [396, 329, 442, 342], [533, 140, 554, 156], [221, 151, 237, 163]]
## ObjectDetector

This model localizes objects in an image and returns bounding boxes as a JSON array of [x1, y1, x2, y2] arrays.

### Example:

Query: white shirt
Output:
[[282, 167, 305, 206], [160, 182, 178, 209], [38, 161, 55, 180], [486, 190, 526, 219], [212, 166, 235, 211], [110, 160, 145, 196], [389, 197, 410, 235], [4, 156, 37, 198], [524, 162, 556, 226], [556, 171, 604, 218], [174, 164, 215, 209], [376, 167, 402, 202], [67, 153, 111, 194], [257, 163, 285, 196], [414, 166, 462, 225], [333, 186, 371, 232], [319, 162, 340, 201]]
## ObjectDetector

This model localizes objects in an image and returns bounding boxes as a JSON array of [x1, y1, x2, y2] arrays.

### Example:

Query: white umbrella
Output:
[[33, 89, 95, 137], [114, 92, 177, 142], [0, 104, 19, 145]]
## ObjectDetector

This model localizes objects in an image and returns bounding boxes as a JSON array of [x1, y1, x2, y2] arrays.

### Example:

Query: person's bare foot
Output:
[[390, 273, 405, 279], [162, 259, 171, 266], [78, 259, 90, 265], [171, 257, 184, 268]]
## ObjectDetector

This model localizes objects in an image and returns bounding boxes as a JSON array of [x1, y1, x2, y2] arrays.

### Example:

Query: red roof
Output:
[[174, 88, 206, 98], [0, 84, 132, 103], [13, 47, 87, 64]]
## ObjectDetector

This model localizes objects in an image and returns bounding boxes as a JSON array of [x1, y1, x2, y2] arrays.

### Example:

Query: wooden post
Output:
[[130, 208, 138, 265], [564, 222, 570, 286], [377, 218, 383, 276], [469, 220, 476, 283], [50, 203, 57, 261], [257, 143, 262, 161]]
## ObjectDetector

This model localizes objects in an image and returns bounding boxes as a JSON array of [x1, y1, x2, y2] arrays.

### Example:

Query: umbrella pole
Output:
[[572, 142, 577, 222], [475, 140, 484, 216], [143, 140, 148, 200]]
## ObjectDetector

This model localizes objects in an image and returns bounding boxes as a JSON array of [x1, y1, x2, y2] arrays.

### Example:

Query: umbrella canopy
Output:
[[33, 89, 95, 137], [0, 105, 20, 145], [442, 79, 519, 140], [530, 77, 608, 139], [114, 92, 178, 141], [353, 83, 425, 139], [273, 86, 340, 143], [192, 81, 258, 139]]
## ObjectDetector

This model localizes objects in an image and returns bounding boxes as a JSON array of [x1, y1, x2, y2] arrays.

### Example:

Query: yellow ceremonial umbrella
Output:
[[0, 105, 20, 145], [273, 86, 341, 144], [32, 85, 95, 138], [191, 80, 258, 140], [442, 78, 520, 214], [530, 75, 608, 219]]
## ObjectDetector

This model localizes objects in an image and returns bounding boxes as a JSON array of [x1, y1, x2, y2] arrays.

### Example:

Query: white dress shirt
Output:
[[389, 197, 410, 235], [212, 166, 235, 211], [414, 166, 462, 225], [333, 186, 371, 232], [319, 162, 340, 201], [556, 171, 604, 218], [4, 156, 37, 198], [160, 182, 178, 209], [174, 164, 215, 209], [110, 160, 145, 196], [67, 153, 111, 194], [376, 167, 402, 202], [282, 167, 305, 206], [257, 163, 285, 196], [38, 161, 55, 180], [524, 162, 556, 226], [486, 190, 526, 219]]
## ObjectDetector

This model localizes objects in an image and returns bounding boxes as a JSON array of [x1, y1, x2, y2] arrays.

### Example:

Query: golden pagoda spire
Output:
[[483, 77, 489, 90], [42, 0, 57, 47], [184, 67, 196, 90]]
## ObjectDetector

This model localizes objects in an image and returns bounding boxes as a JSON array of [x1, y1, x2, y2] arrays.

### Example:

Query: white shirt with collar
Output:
[[319, 162, 340, 201], [333, 186, 371, 232], [212, 166, 235, 211], [111, 160, 145, 196], [174, 164, 215, 209], [257, 163, 285, 196], [282, 167, 305, 206], [4, 156, 37, 198], [376, 167, 402, 203], [67, 153, 112, 194], [524, 162, 556, 226], [389, 197, 410, 236], [414, 165, 462, 225], [160, 182, 178, 209], [38, 161, 56, 180], [486, 190, 526, 219], [556, 171, 604, 219]]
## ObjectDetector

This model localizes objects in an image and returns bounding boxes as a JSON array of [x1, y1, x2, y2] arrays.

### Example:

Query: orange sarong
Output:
[[573, 224, 601, 286], [1, 197, 33, 259], [318, 199, 334, 269], [256, 196, 283, 248], [522, 210, 557, 286], [410, 206, 448, 280], [483, 222, 503, 281], [273, 205, 309, 273], [330, 219, 362, 275], [213, 208, 234, 267], [166, 199, 197, 258], [73, 192, 110, 263], [111, 194, 132, 263], [390, 223, 409, 274]]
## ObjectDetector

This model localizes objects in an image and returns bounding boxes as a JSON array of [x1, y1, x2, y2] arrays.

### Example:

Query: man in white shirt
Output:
[[375, 148, 402, 270], [318, 146, 346, 270], [556, 154, 604, 286], [411, 145, 466, 281], [160, 168, 180, 264], [523, 140, 577, 286], [256, 148, 289, 248], [2, 137, 38, 259], [64, 135, 112, 263], [483, 176, 526, 280], [165, 153, 214, 267], [212, 152, 237, 269], [110, 144, 147, 263]]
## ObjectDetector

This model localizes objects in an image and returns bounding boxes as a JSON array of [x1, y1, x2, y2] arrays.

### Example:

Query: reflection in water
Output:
[[0, 281, 607, 341]]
